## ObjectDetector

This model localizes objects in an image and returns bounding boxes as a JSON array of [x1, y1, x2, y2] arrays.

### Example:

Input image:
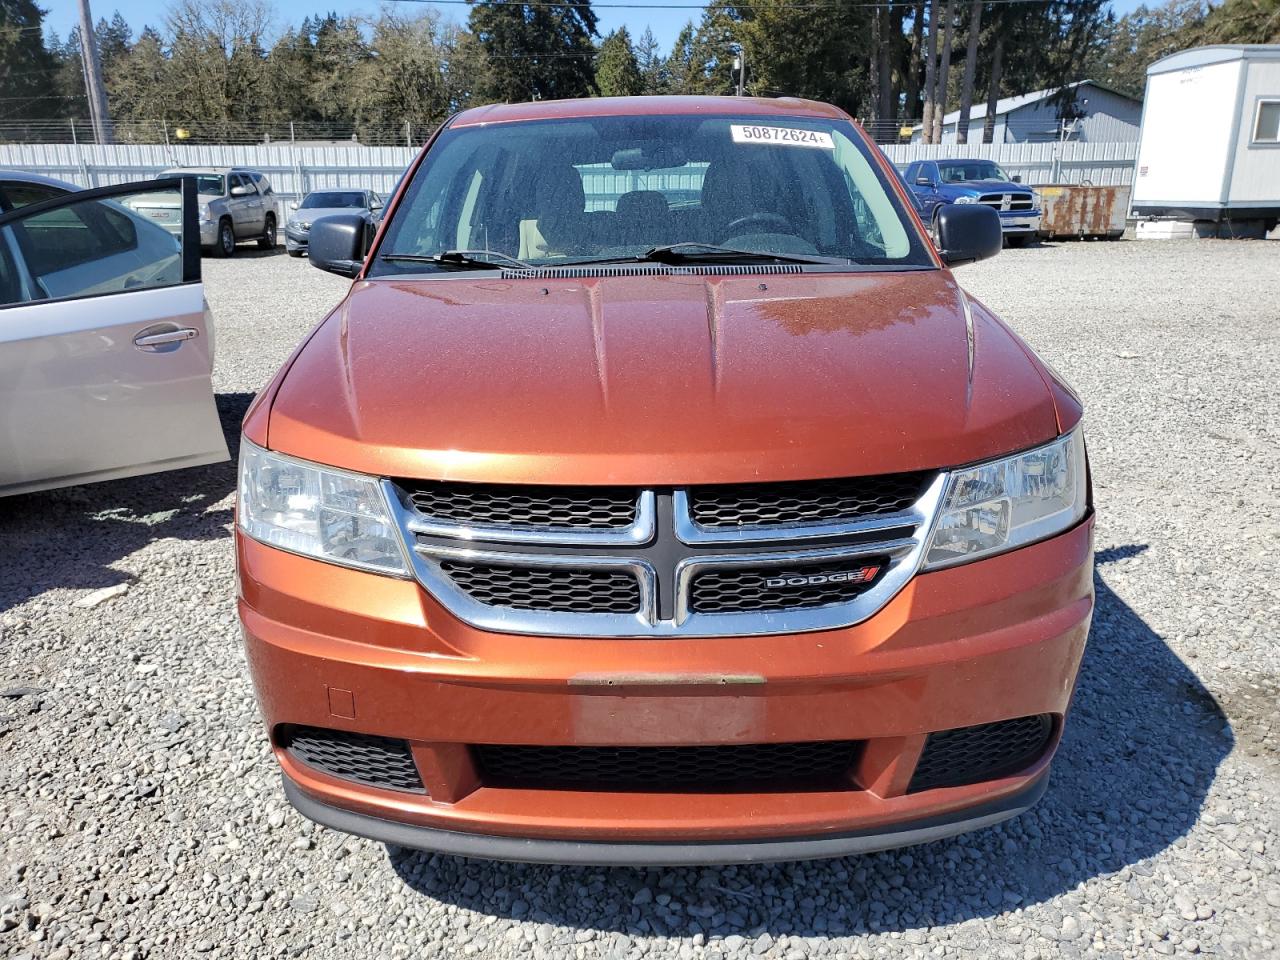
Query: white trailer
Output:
[[1131, 45, 1280, 236]]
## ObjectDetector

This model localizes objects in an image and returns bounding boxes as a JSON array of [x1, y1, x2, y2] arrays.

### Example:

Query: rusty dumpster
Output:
[[1038, 185, 1129, 240]]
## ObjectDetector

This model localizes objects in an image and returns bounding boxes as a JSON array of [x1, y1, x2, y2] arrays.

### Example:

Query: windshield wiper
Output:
[[562, 243, 836, 267], [379, 249, 535, 271]]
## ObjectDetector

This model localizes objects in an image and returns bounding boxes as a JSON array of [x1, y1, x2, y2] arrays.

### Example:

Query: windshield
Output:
[[159, 173, 225, 195], [301, 191, 366, 209], [371, 114, 931, 275], [937, 160, 1011, 184]]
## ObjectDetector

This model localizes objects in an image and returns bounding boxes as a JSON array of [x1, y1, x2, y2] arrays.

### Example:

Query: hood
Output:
[[945, 181, 1028, 196], [266, 270, 1062, 485]]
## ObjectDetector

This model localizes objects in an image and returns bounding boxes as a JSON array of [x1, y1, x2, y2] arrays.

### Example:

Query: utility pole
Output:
[[77, 0, 112, 144]]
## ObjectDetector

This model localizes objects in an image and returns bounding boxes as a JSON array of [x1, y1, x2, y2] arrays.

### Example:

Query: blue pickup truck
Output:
[[902, 159, 1041, 247]]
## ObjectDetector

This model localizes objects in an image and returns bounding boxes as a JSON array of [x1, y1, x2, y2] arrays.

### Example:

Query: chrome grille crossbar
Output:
[[384, 473, 948, 638]]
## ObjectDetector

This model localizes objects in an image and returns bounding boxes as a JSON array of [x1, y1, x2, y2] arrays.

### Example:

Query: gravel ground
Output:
[[2, 239, 1278, 960]]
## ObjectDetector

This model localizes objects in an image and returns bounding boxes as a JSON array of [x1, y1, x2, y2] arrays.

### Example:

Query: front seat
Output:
[[613, 190, 672, 248], [520, 164, 588, 260]]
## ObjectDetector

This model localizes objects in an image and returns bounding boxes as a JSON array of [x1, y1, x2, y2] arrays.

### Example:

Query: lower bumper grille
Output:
[[689, 558, 886, 613], [474, 741, 862, 791], [908, 714, 1054, 793], [439, 560, 642, 613], [280, 725, 425, 793]]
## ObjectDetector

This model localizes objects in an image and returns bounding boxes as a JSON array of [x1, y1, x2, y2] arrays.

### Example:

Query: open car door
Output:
[[0, 177, 229, 497]]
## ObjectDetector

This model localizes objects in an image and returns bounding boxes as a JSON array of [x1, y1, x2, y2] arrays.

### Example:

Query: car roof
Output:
[[450, 95, 852, 129], [159, 167, 259, 176], [0, 170, 80, 192]]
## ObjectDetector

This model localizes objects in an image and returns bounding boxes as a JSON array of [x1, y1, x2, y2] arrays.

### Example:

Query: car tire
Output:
[[215, 219, 235, 258], [930, 210, 942, 246], [258, 216, 277, 251]]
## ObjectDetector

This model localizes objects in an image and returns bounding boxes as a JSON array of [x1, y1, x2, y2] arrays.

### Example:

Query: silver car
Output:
[[129, 167, 281, 257], [0, 175, 227, 495], [284, 189, 383, 257]]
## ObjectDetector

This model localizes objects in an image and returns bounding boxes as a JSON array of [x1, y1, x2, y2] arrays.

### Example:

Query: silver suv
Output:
[[143, 168, 280, 256]]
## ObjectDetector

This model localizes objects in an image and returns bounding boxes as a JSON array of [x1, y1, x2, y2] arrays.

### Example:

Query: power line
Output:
[[386, 0, 1059, 9]]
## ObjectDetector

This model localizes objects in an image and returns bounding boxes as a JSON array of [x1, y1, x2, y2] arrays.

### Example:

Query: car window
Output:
[[0, 186, 185, 305], [374, 113, 930, 272], [937, 160, 1010, 183], [0, 231, 19, 303], [251, 173, 273, 195], [231, 174, 253, 194], [160, 173, 225, 196], [1, 181, 71, 212], [299, 191, 368, 209]]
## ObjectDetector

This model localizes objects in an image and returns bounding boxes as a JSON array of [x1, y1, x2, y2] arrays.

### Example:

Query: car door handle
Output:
[[134, 327, 199, 349]]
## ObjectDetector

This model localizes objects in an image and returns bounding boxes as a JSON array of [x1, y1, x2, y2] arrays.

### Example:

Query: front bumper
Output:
[[999, 210, 1041, 235], [284, 226, 309, 252], [239, 517, 1093, 863], [198, 220, 218, 246]]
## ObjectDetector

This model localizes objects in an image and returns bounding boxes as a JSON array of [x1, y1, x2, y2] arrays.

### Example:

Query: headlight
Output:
[[297, 221, 311, 232], [237, 440, 408, 575], [953, 196, 977, 204], [924, 429, 1087, 570], [199, 204, 211, 221]]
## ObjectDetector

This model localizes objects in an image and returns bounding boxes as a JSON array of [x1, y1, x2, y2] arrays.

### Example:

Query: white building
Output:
[[1130, 45, 1280, 232]]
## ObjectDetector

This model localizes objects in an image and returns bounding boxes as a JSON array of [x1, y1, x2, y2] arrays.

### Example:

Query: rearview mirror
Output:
[[309, 214, 369, 278], [935, 204, 1002, 266], [1011, 175, 1023, 183]]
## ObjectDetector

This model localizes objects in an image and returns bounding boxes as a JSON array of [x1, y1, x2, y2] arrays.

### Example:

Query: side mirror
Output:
[[309, 214, 369, 278], [936, 204, 1002, 266], [1011, 175, 1023, 184], [914, 176, 934, 187], [230, 184, 253, 197], [289, 200, 299, 210]]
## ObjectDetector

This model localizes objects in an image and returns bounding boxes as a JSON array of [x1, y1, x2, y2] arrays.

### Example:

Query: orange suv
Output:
[[237, 97, 1093, 865]]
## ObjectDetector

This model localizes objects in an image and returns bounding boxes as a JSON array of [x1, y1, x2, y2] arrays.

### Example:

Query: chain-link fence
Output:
[[0, 118, 435, 147]]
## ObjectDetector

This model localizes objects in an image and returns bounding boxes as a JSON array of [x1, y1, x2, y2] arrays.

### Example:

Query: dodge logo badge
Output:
[[765, 565, 881, 589]]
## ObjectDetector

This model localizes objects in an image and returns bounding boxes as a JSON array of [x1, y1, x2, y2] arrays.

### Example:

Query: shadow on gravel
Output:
[[389, 544, 1232, 937], [0, 392, 252, 614]]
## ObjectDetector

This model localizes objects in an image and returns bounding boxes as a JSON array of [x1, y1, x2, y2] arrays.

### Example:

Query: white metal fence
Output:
[[0, 139, 1138, 203], [881, 141, 1138, 186], [0, 143, 418, 203]]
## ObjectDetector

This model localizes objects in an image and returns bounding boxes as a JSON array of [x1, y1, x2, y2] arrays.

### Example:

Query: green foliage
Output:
[[596, 28, 644, 97], [1089, 1, 1209, 97], [0, 0, 61, 121], [468, 0, 598, 102], [1197, 0, 1279, 43]]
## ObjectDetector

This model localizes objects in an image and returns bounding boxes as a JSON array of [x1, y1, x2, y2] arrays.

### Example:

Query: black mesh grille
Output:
[[908, 715, 1054, 793], [475, 741, 861, 790], [281, 726, 424, 793], [440, 561, 642, 613], [689, 558, 886, 613], [402, 481, 638, 530], [688, 473, 931, 528]]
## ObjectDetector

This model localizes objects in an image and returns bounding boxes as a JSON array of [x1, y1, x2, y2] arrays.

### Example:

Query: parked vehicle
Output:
[[285, 189, 383, 257], [0, 170, 78, 211], [0, 177, 228, 496], [238, 96, 1092, 865], [130, 167, 280, 256], [903, 159, 1042, 246]]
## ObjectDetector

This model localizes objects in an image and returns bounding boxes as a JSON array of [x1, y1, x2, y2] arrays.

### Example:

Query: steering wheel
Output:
[[722, 212, 796, 239]]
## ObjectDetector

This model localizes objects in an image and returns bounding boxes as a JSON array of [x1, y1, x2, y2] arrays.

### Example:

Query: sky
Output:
[[46, 0, 1153, 57]]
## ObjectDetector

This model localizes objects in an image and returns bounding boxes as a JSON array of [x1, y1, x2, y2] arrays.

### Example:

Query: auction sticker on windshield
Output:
[[730, 124, 834, 149]]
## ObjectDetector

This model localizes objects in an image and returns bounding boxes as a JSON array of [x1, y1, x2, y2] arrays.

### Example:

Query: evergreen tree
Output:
[[634, 26, 667, 94], [596, 27, 644, 97], [1, 0, 62, 121], [468, 0, 598, 102]]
